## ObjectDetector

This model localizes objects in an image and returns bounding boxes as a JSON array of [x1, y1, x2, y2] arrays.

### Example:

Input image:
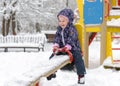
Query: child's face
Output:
[[58, 15, 69, 29]]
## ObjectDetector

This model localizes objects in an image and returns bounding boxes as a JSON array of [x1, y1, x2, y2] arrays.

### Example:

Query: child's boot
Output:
[[47, 73, 56, 80], [78, 75, 85, 84]]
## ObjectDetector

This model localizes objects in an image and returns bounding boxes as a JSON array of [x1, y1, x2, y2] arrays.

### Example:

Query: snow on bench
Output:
[[0, 33, 47, 52], [2, 52, 71, 86]]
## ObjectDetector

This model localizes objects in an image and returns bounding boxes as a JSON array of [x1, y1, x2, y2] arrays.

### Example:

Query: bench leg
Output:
[[38, 48, 44, 52], [4, 48, 8, 52], [24, 48, 26, 52], [38, 48, 40, 52]]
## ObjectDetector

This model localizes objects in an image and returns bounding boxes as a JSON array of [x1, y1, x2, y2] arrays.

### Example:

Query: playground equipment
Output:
[[108, 0, 120, 19], [75, 0, 120, 68], [1, 52, 72, 86], [104, 0, 120, 69], [111, 0, 120, 8], [104, 26, 120, 69], [31, 55, 72, 86], [75, 0, 109, 68]]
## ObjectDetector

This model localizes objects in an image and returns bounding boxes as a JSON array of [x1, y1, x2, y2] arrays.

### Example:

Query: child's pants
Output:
[[71, 50, 86, 75]]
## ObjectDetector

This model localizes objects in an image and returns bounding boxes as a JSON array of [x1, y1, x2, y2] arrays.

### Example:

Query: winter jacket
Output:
[[54, 8, 81, 51]]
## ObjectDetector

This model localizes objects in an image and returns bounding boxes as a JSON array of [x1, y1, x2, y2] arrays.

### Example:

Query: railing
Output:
[[0, 33, 47, 52]]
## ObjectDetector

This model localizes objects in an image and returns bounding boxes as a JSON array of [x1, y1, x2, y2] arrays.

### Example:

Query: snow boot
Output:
[[47, 73, 56, 80], [78, 75, 85, 84]]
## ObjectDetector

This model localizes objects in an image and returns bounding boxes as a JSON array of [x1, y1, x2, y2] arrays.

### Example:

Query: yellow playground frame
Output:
[[75, 0, 120, 68]]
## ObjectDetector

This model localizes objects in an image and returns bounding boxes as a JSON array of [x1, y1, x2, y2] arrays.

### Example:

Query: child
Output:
[[53, 8, 86, 84]]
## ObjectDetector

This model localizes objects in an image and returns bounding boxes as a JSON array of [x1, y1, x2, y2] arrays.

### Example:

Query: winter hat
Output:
[[57, 8, 74, 24]]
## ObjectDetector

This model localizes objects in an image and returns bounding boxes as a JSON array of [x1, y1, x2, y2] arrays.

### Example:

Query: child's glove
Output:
[[53, 46, 59, 53], [61, 47, 68, 52], [62, 44, 71, 52]]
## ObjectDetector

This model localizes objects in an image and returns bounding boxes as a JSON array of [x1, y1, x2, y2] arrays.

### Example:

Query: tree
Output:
[[0, 0, 76, 35], [2, 0, 17, 36]]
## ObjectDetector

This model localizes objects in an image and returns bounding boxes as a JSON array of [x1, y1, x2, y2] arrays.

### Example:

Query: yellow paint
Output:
[[76, 0, 84, 24], [106, 32, 114, 64], [111, 0, 117, 7], [106, 32, 112, 57], [85, 26, 101, 32], [108, 15, 120, 20], [107, 27, 120, 32], [75, 0, 84, 50], [75, 23, 84, 49]]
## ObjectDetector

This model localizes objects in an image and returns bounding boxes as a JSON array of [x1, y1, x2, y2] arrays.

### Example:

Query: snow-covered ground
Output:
[[0, 40, 120, 86], [40, 41, 120, 86], [0, 16, 120, 86]]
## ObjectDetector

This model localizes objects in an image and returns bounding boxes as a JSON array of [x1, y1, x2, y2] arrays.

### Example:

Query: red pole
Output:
[[114, 60, 120, 62], [112, 48, 120, 50], [118, 0, 120, 6], [112, 36, 120, 39], [89, 32, 97, 45]]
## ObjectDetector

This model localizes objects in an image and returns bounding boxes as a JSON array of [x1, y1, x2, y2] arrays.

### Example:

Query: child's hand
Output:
[[53, 46, 59, 53], [61, 47, 68, 52], [62, 44, 71, 52]]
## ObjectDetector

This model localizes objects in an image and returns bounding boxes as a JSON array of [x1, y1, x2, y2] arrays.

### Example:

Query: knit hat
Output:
[[57, 8, 74, 24]]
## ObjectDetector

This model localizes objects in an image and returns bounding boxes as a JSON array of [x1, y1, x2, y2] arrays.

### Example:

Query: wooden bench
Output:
[[41, 30, 56, 42], [0, 34, 47, 52]]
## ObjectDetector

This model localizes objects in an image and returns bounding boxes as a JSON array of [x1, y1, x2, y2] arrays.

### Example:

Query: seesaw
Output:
[[5, 52, 72, 86]]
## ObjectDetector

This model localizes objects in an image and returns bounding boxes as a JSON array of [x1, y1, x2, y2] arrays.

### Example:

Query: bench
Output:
[[41, 30, 56, 42], [0, 34, 47, 52]]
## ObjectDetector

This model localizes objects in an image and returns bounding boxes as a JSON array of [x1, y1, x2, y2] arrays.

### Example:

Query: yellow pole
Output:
[[75, 0, 88, 67], [76, 0, 84, 24], [75, 0, 90, 67], [111, 0, 117, 7], [75, 0, 84, 50], [106, 32, 113, 63]]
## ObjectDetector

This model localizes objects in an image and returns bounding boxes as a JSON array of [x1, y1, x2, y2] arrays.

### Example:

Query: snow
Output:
[[0, 16, 120, 86], [107, 18, 120, 27], [0, 14, 120, 86], [0, 40, 120, 86], [110, 10, 120, 16], [41, 30, 56, 34], [107, 10, 120, 27], [0, 52, 69, 86]]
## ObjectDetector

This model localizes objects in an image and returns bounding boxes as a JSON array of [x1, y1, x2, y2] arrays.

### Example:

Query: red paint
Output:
[[112, 36, 120, 38], [89, 32, 97, 45], [114, 60, 120, 62], [112, 48, 120, 50], [118, 0, 120, 6]]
